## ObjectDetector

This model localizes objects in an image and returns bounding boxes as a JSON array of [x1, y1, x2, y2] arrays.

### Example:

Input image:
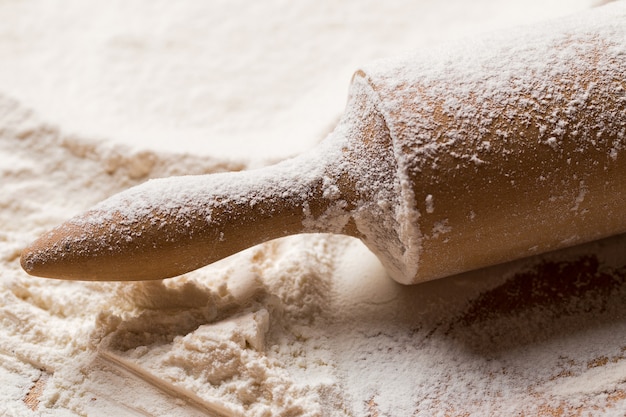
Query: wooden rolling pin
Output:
[[21, 4, 626, 284]]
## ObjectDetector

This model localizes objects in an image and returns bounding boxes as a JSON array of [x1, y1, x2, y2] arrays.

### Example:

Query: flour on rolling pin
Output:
[[21, 2, 626, 283]]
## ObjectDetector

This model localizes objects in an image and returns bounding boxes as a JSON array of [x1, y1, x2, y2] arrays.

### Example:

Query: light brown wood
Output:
[[20, 5, 626, 283]]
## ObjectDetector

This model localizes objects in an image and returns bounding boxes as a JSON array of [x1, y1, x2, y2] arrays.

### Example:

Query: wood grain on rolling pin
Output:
[[352, 5, 626, 282]]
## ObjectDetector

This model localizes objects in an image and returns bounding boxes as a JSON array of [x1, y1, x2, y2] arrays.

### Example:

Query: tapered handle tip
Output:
[[21, 224, 78, 279], [19, 208, 210, 281]]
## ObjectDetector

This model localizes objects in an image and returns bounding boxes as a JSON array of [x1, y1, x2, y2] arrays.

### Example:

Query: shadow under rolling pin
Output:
[[21, 3, 626, 284]]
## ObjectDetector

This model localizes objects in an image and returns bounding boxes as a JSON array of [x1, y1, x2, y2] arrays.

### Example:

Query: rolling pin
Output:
[[21, 3, 626, 284]]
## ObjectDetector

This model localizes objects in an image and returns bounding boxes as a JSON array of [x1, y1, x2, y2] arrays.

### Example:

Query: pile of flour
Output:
[[3, 1, 626, 416]]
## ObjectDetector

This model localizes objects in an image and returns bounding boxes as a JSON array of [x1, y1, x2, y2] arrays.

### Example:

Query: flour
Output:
[[3, 1, 626, 417]]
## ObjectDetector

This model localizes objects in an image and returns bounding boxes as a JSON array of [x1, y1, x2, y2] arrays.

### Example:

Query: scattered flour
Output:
[[3, 1, 626, 417]]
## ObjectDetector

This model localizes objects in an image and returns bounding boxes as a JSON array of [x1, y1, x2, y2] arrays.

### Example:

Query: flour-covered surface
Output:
[[3, 1, 626, 416]]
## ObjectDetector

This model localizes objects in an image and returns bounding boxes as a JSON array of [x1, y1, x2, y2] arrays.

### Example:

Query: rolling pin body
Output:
[[21, 3, 626, 283], [351, 4, 626, 282]]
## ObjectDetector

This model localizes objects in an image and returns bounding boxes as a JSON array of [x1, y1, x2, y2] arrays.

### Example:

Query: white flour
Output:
[[3, 1, 626, 417]]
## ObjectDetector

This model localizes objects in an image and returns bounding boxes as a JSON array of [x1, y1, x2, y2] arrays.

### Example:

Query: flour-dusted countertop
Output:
[[2, 1, 625, 416]]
